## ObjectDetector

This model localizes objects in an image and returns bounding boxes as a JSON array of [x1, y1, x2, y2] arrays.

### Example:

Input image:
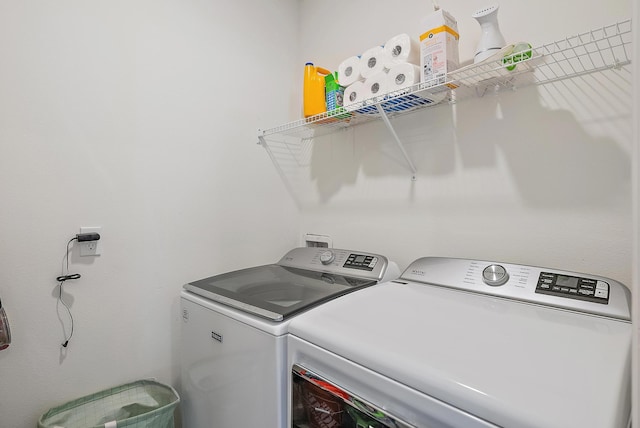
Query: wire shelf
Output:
[[259, 19, 632, 140]]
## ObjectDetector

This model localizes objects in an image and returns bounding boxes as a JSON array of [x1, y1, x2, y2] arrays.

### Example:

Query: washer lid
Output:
[[184, 247, 394, 321], [288, 280, 632, 428], [184, 264, 376, 321]]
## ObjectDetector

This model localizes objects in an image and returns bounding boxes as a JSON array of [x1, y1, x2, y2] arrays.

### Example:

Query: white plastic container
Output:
[[419, 9, 460, 91]]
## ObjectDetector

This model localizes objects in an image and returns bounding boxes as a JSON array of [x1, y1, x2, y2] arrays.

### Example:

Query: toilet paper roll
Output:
[[384, 63, 445, 112], [344, 81, 377, 114], [386, 63, 421, 93], [384, 33, 419, 66], [359, 46, 387, 79], [363, 71, 389, 101], [344, 81, 366, 111], [338, 55, 363, 87]]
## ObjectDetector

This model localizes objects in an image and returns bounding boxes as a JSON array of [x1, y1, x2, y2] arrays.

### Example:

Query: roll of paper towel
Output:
[[359, 46, 387, 79], [338, 55, 363, 87], [363, 71, 389, 101], [384, 33, 419, 66]]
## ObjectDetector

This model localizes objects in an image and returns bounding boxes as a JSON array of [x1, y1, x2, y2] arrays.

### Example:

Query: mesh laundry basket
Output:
[[38, 379, 179, 428]]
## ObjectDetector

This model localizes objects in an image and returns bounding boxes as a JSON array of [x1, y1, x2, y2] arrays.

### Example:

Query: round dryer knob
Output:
[[482, 264, 509, 286], [319, 250, 335, 265]]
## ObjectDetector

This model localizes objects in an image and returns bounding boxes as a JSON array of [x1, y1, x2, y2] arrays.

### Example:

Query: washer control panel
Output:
[[315, 250, 378, 271], [343, 253, 378, 271], [399, 257, 631, 321], [536, 272, 610, 304], [278, 247, 392, 281]]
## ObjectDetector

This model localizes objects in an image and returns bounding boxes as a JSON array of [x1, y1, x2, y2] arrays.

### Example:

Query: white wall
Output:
[[0, 1, 299, 427], [291, 0, 633, 286], [633, 0, 639, 425]]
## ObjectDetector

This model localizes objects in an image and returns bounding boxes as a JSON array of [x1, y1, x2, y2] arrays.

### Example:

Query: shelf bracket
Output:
[[375, 105, 417, 181], [257, 133, 300, 206]]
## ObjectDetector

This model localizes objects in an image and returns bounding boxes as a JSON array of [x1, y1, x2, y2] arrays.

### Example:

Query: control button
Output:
[[552, 286, 561, 292], [580, 279, 597, 286], [539, 284, 551, 289], [560, 287, 570, 293], [569, 289, 578, 294], [368, 257, 378, 268], [541, 279, 553, 284], [596, 281, 609, 291], [319, 251, 335, 265], [482, 264, 509, 287], [595, 288, 609, 299], [579, 289, 594, 296]]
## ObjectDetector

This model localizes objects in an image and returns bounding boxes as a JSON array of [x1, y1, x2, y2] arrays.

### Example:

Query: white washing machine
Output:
[[180, 247, 399, 428], [287, 257, 632, 428]]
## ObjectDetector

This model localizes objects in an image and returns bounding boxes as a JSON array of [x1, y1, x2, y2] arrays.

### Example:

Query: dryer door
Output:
[[288, 335, 499, 428], [292, 364, 415, 428]]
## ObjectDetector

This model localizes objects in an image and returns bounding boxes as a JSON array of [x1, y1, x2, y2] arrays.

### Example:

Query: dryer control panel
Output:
[[535, 272, 610, 304], [399, 257, 631, 321]]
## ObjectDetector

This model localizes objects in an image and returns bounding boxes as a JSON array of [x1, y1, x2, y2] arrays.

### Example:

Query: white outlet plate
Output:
[[79, 226, 102, 256], [304, 233, 332, 248]]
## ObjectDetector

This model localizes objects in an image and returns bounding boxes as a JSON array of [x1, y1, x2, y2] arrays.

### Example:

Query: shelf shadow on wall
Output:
[[452, 69, 631, 208], [264, 67, 631, 208], [303, 103, 459, 204]]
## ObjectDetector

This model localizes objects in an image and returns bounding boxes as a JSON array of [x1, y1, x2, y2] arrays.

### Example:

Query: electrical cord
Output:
[[55, 233, 100, 349], [57, 237, 80, 348]]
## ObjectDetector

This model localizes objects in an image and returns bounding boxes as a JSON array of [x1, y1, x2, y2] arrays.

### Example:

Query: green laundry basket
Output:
[[38, 379, 180, 428]]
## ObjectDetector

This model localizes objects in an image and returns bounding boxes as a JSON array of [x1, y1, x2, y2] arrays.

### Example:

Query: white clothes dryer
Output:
[[287, 257, 632, 428], [180, 247, 399, 428]]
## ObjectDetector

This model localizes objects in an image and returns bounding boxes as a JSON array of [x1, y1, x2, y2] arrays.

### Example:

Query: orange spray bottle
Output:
[[303, 63, 331, 118]]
